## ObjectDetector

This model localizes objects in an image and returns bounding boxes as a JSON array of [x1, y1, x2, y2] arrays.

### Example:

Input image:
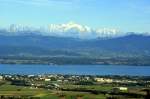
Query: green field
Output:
[[0, 80, 147, 99], [0, 84, 106, 99]]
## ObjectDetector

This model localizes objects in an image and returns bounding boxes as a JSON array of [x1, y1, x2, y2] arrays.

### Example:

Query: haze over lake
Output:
[[0, 64, 150, 76]]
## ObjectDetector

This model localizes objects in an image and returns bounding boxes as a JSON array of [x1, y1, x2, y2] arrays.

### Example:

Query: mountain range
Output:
[[0, 23, 150, 65], [2, 22, 150, 39], [0, 31, 150, 57]]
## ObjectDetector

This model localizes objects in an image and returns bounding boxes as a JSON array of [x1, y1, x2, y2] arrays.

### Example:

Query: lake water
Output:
[[0, 64, 150, 76]]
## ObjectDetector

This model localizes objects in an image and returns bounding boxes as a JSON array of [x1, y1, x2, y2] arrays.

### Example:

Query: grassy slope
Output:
[[0, 84, 106, 99]]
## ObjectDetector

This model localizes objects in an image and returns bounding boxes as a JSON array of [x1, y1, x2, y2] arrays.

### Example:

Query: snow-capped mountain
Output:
[[47, 22, 123, 39], [1, 22, 122, 39], [1, 22, 150, 39], [0, 23, 150, 60]]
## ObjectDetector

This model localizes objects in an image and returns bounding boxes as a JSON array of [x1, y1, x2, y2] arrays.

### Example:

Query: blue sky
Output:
[[0, 0, 150, 32]]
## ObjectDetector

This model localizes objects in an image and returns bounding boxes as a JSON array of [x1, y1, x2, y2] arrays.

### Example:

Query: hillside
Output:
[[0, 32, 150, 65]]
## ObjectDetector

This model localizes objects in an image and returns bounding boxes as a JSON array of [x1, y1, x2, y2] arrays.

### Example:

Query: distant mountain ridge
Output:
[[0, 32, 150, 57], [0, 30, 150, 65], [0, 22, 150, 58], [1, 22, 149, 39]]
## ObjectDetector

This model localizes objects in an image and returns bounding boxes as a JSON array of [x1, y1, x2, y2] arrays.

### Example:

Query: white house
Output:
[[95, 78, 113, 83], [118, 87, 128, 91], [45, 79, 51, 81], [0, 76, 3, 80]]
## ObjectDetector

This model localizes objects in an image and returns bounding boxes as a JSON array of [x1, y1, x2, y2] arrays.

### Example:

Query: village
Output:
[[0, 74, 150, 99], [0, 74, 150, 91]]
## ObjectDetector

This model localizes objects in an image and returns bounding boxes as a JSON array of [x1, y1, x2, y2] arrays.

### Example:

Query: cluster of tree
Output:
[[1, 55, 150, 65]]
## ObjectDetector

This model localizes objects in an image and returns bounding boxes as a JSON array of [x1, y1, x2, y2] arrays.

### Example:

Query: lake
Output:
[[0, 64, 150, 76]]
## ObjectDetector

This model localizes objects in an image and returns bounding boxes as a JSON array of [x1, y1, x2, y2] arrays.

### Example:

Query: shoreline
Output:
[[0, 63, 150, 66], [1, 73, 150, 78]]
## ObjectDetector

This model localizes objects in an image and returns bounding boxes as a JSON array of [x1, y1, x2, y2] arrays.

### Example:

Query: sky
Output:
[[0, 0, 150, 32]]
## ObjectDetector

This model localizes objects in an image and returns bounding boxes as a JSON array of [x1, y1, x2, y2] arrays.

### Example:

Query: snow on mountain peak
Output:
[[1, 22, 143, 39], [46, 22, 121, 38], [48, 21, 92, 33]]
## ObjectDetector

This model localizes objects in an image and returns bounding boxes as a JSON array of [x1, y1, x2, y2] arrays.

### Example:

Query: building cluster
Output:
[[0, 74, 92, 83], [94, 77, 138, 83], [0, 74, 150, 89]]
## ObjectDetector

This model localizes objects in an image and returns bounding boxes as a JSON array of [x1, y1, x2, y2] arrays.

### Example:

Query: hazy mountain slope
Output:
[[0, 34, 150, 57]]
